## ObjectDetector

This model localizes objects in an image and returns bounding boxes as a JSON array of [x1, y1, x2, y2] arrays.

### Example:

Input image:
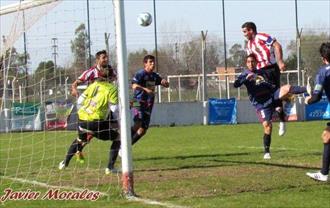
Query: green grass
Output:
[[0, 121, 329, 207]]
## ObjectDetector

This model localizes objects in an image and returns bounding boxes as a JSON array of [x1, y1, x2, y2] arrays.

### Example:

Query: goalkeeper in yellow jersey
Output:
[[59, 71, 120, 174]]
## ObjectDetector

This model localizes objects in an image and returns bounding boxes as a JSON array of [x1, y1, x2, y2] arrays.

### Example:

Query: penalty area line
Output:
[[2, 176, 189, 208]]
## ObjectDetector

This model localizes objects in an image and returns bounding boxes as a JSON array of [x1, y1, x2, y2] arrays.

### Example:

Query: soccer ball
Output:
[[137, 12, 152, 27]]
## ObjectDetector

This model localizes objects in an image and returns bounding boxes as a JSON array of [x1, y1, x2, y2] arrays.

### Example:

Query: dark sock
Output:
[[64, 139, 82, 166], [132, 133, 143, 145], [321, 143, 330, 175], [289, 86, 307, 94], [263, 134, 271, 153], [108, 140, 121, 169]]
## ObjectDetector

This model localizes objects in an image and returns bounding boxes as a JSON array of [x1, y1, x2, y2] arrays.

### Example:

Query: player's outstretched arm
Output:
[[71, 79, 83, 97]]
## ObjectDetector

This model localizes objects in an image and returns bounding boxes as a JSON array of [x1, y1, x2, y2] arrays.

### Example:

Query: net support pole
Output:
[[113, 0, 134, 196]]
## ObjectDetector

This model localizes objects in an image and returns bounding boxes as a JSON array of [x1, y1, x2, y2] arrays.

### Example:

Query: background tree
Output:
[[286, 31, 330, 84], [227, 43, 246, 68], [70, 23, 94, 80]]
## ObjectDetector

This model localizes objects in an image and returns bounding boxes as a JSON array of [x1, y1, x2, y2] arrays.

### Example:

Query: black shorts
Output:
[[327, 122, 330, 127], [78, 120, 119, 142], [260, 64, 281, 89]]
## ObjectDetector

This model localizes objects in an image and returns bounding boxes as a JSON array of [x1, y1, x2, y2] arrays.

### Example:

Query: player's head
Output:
[[319, 42, 330, 64], [246, 54, 257, 70], [95, 50, 108, 68], [242, 22, 257, 40], [97, 66, 112, 82], [143, 55, 155, 72]]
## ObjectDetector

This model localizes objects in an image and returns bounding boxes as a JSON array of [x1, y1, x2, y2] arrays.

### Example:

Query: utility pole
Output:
[[22, 0, 28, 101], [86, 0, 92, 68], [221, 0, 229, 99], [52, 38, 58, 85], [201, 31, 208, 126]]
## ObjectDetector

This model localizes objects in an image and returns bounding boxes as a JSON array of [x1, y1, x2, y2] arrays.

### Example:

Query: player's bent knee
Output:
[[137, 128, 146, 136]]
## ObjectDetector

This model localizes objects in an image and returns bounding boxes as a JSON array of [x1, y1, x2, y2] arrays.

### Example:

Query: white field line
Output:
[[128, 196, 190, 208], [2, 176, 190, 208]]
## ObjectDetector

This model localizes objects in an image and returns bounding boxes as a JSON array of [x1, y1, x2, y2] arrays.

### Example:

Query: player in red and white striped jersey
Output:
[[71, 50, 116, 98], [242, 22, 287, 136]]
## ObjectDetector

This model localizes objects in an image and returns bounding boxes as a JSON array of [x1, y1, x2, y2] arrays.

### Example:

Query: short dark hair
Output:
[[95, 50, 107, 59], [143, 55, 155, 63], [320, 42, 330, 62], [246, 53, 257, 61], [242, 22, 257, 33]]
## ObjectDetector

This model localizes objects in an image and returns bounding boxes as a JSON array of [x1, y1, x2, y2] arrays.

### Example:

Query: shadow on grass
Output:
[[135, 151, 319, 172]]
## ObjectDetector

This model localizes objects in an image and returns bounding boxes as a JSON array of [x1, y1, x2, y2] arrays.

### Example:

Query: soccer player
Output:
[[241, 22, 287, 136], [59, 71, 120, 174], [71, 50, 117, 162], [71, 50, 116, 98], [234, 54, 307, 159], [305, 42, 330, 182], [130, 55, 169, 145]]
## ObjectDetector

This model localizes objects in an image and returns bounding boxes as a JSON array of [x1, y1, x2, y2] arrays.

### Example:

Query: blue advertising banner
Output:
[[209, 98, 237, 124], [305, 99, 330, 120]]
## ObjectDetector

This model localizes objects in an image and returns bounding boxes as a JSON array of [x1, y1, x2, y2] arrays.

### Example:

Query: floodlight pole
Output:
[[86, 0, 92, 68], [221, 0, 229, 99], [295, 0, 302, 86], [113, 0, 134, 196], [201, 31, 208, 125]]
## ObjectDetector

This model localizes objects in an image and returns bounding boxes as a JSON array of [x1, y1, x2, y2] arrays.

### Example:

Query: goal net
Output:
[[0, 0, 125, 202]]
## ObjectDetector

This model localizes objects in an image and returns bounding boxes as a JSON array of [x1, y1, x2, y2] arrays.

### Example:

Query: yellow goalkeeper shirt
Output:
[[78, 81, 118, 121]]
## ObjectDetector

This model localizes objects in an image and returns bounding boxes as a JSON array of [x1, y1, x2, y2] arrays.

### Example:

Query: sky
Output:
[[0, 0, 329, 70]]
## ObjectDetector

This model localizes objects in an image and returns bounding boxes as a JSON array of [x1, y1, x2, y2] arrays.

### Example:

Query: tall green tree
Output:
[[70, 23, 92, 77], [227, 43, 246, 68], [34, 60, 55, 85]]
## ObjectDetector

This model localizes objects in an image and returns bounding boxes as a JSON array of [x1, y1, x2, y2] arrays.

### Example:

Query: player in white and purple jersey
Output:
[[130, 55, 169, 145], [305, 42, 330, 182], [234, 54, 307, 159], [242, 22, 287, 137]]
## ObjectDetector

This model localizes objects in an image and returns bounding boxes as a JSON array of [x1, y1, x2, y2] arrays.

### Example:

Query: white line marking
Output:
[[2, 176, 190, 208], [128, 196, 190, 208]]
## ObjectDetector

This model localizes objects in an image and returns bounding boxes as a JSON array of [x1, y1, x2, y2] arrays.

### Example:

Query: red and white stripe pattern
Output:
[[78, 66, 101, 84], [246, 33, 276, 69]]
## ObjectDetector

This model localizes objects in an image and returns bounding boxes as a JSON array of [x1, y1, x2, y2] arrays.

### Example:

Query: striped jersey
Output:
[[246, 33, 276, 69], [78, 65, 116, 84]]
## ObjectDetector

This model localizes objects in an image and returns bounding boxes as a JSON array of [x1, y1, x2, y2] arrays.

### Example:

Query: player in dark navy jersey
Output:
[[242, 22, 287, 136], [305, 42, 330, 182], [234, 54, 307, 159], [131, 55, 169, 145]]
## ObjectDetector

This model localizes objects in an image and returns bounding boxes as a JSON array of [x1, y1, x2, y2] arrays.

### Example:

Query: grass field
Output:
[[0, 121, 329, 208]]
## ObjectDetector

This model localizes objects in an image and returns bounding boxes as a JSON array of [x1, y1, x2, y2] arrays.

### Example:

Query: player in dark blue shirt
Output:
[[234, 54, 307, 159], [131, 55, 169, 145], [305, 42, 330, 182]]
